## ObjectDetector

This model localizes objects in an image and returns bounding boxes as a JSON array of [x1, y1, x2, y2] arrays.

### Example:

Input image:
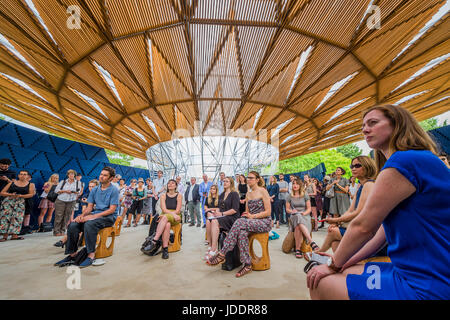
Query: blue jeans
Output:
[[65, 215, 115, 255]]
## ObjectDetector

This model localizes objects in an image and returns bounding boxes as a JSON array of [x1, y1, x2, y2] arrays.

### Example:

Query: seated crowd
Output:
[[0, 104, 449, 299]]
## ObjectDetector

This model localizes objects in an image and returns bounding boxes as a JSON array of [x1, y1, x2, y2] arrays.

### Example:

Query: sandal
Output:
[[235, 264, 252, 278], [206, 252, 225, 266], [10, 236, 25, 240], [310, 241, 319, 252], [295, 250, 303, 259]]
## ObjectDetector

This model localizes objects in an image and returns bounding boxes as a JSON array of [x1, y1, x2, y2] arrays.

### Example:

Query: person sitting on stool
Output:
[[143, 179, 182, 259], [54, 167, 119, 268]]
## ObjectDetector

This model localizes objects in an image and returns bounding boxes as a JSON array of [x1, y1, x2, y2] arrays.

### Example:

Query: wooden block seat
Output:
[[249, 232, 270, 271], [168, 223, 182, 253], [359, 256, 391, 264], [114, 216, 123, 236], [82, 227, 116, 259], [301, 238, 312, 253]]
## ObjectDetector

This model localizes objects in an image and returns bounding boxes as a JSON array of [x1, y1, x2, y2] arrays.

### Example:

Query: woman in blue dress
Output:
[[306, 104, 450, 300]]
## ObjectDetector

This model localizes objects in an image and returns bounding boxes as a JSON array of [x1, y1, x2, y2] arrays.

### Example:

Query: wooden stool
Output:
[[114, 216, 123, 236], [359, 256, 391, 264], [82, 227, 116, 259], [301, 238, 312, 253], [249, 232, 270, 271], [168, 223, 182, 253]]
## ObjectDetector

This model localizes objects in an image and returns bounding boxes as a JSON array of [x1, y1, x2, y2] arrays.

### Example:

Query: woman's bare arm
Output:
[[341, 225, 387, 270], [333, 168, 415, 268]]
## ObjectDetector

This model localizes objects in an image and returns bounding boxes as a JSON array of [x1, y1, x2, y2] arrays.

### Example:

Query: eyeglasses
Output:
[[350, 164, 362, 169]]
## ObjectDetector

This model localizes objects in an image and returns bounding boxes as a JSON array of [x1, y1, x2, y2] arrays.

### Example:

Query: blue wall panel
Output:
[[0, 123, 22, 147], [31, 135, 56, 154], [0, 119, 151, 229]]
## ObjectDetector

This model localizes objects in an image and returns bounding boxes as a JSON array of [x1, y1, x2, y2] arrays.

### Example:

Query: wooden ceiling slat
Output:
[[0, 0, 446, 160]]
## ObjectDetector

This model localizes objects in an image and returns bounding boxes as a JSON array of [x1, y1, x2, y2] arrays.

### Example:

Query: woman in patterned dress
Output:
[[206, 171, 272, 278]]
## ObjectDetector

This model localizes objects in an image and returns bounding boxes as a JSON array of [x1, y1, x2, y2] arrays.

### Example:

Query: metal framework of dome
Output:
[[0, 0, 448, 161]]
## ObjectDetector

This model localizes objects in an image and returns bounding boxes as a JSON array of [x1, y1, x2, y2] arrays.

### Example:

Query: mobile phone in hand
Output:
[[310, 252, 329, 265]]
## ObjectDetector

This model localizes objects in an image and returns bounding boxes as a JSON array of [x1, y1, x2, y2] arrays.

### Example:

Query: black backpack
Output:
[[38, 222, 53, 233], [219, 230, 241, 271], [57, 247, 88, 267], [141, 214, 161, 256]]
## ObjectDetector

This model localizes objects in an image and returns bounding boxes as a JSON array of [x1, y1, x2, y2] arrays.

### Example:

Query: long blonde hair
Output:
[[208, 184, 219, 207], [290, 177, 305, 197], [363, 105, 438, 172], [47, 173, 59, 185], [224, 177, 236, 193]]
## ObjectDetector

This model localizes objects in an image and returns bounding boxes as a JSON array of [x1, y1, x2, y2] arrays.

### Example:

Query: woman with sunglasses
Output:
[[307, 105, 450, 300], [317, 156, 376, 253], [206, 171, 271, 278], [326, 167, 350, 218]]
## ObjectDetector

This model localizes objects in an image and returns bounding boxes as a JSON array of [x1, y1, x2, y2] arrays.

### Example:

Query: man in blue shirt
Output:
[[55, 167, 119, 268], [199, 174, 213, 228]]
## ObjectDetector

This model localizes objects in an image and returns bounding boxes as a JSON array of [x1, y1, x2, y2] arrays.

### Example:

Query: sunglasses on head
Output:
[[350, 164, 362, 169]]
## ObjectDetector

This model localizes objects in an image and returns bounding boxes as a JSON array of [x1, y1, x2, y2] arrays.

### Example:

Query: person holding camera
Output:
[[53, 169, 81, 237]]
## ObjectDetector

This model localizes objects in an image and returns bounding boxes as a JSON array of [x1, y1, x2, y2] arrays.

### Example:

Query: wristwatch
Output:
[[327, 256, 342, 273]]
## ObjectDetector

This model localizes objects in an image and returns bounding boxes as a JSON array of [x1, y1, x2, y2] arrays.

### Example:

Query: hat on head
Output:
[[138, 178, 144, 183], [324, 175, 331, 180]]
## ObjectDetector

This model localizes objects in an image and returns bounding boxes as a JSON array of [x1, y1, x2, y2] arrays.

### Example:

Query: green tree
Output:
[[105, 149, 134, 166], [277, 148, 352, 178], [336, 143, 362, 159], [419, 118, 439, 131]]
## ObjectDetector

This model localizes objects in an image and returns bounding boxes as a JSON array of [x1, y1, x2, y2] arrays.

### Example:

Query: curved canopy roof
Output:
[[0, 0, 449, 160]]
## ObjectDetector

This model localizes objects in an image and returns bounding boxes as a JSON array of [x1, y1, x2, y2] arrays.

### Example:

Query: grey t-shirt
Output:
[[277, 180, 289, 200], [286, 193, 310, 212]]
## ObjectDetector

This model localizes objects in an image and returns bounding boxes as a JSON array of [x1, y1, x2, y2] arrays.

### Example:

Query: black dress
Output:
[[217, 191, 240, 231], [8, 182, 32, 215], [238, 183, 248, 215]]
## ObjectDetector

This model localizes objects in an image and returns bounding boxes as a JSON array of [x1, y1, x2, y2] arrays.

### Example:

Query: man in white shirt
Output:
[[153, 170, 166, 202], [217, 172, 225, 195], [277, 173, 289, 224], [111, 174, 121, 190]]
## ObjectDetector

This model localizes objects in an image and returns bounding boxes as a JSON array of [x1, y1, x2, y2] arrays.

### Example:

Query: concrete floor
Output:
[[0, 221, 328, 300]]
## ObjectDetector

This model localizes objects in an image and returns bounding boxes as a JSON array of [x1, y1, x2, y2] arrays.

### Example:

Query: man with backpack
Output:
[[54, 167, 119, 268], [53, 170, 81, 236]]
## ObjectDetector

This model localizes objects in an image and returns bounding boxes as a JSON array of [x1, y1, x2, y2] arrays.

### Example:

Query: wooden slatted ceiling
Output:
[[0, 0, 448, 161]]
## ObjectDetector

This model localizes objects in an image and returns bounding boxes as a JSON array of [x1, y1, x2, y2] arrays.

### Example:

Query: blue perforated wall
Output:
[[0, 119, 152, 228]]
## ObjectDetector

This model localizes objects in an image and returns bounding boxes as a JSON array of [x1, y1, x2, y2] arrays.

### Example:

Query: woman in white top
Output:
[[348, 176, 359, 200], [53, 170, 81, 236], [37, 173, 59, 227]]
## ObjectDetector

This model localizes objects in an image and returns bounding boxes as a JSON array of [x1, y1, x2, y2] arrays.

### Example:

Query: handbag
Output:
[[219, 230, 241, 271], [325, 186, 335, 198], [282, 230, 295, 253], [46, 185, 58, 202]]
